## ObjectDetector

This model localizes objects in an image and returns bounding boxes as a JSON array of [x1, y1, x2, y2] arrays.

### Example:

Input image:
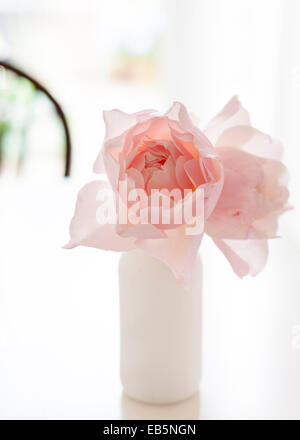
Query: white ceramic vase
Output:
[[119, 249, 202, 405]]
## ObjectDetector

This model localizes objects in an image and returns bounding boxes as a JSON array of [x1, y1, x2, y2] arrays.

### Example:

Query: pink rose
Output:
[[65, 97, 290, 284], [204, 97, 290, 277]]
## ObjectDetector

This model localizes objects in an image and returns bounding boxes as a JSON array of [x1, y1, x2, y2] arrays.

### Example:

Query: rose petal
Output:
[[176, 156, 194, 190], [118, 223, 166, 239], [204, 96, 251, 145], [216, 125, 283, 160], [212, 238, 268, 278], [126, 168, 145, 189], [64, 181, 135, 251], [103, 153, 120, 191], [103, 108, 156, 142], [136, 225, 203, 286], [127, 149, 145, 172], [184, 159, 206, 187], [205, 147, 289, 239], [147, 156, 178, 193], [141, 185, 204, 231], [94, 109, 156, 173], [144, 117, 172, 141], [166, 101, 216, 157]]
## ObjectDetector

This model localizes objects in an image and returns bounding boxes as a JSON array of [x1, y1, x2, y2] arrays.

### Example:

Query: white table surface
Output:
[[0, 180, 299, 420]]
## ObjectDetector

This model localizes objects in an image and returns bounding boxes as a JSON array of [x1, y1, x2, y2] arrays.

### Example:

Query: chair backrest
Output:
[[0, 60, 71, 177]]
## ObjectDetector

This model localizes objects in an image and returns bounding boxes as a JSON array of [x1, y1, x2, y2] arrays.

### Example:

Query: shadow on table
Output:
[[121, 391, 200, 420]]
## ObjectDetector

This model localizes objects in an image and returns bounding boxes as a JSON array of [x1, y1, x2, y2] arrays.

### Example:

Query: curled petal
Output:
[[128, 151, 145, 172], [176, 156, 194, 190], [204, 96, 251, 145], [184, 159, 206, 187], [166, 101, 216, 157], [212, 238, 268, 278], [103, 108, 156, 142], [144, 116, 172, 141]]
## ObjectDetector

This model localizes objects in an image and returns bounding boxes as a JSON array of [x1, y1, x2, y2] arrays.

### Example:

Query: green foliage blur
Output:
[[0, 71, 36, 173]]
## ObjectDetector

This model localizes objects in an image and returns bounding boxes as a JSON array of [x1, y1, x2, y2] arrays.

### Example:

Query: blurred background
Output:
[[0, 0, 299, 420]]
